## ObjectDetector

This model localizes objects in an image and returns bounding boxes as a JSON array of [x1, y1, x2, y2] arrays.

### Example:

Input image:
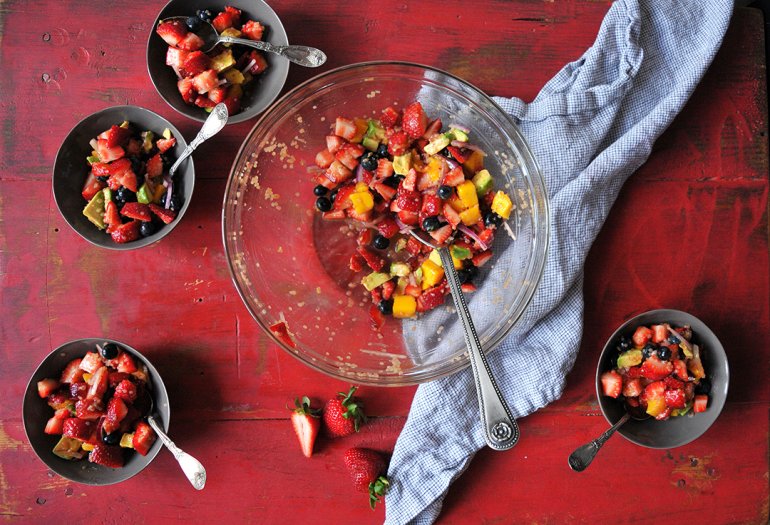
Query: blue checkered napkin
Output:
[[384, 1, 733, 523]]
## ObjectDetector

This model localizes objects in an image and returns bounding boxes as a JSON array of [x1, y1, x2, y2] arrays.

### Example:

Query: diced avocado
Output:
[[141, 131, 154, 153], [471, 169, 494, 196], [210, 50, 236, 74], [223, 68, 245, 85], [136, 183, 153, 204], [361, 272, 391, 291], [671, 401, 693, 417], [86, 155, 100, 165], [52, 436, 85, 460], [424, 134, 451, 155], [447, 128, 469, 142], [365, 120, 386, 141], [392, 153, 411, 175], [389, 262, 411, 277], [394, 238, 407, 253], [616, 349, 643, 368], [396, 276, 408, 294], [362, 136, 380, 152], [413, 266, 423, 284], [162, 127, 172, 140], [450, 245, 472, 260], [102, 187, 112, 203], [82, 190, 106, 229]]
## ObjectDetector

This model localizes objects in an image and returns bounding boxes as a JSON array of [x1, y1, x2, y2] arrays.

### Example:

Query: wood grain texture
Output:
[[0, 1, 767, 523]]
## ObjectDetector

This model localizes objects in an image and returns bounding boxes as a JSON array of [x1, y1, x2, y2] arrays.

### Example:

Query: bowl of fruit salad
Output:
[[147, 0, 290, 124], [597, 309, 729, 449], [22, 338, 170, 485], [223, 61, 549, 385], [53, 105, 195, 250]]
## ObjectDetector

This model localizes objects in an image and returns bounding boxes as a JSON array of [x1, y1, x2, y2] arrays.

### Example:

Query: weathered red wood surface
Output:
[[0, 1, 767, 523]]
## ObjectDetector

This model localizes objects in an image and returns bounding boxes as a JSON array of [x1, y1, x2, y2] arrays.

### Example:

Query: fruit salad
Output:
[[601, 323, 711, 420], [310, 101, 515, 326], [36, 343, 157, 468], [156, 7, 270, 116], [81, 121, 182, 243]]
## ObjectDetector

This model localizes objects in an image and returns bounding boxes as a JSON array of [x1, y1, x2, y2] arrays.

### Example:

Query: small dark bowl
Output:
[[23, 338, 170, 485], [596, 309, 729, 448], [147, 0, 290, 124], [53, 105, 194, 250]]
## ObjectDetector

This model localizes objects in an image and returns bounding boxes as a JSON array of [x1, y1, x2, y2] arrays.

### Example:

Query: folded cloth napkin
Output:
[[385, 1, 733, 523]]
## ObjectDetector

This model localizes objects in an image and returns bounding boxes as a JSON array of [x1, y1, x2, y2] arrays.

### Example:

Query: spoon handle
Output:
[[168, 103, 228, 177], [218, 36, 327, 67], [147, 415, 207, 490], [438, 247, 520, 450], [568, 412, 631, 472]]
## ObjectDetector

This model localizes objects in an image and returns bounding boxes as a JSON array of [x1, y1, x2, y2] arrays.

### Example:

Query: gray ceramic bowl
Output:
[[53, 105, 194, 250], [596, 309, 729, 448], [22, 338, 170, 485], [147, 0, 290, 124]]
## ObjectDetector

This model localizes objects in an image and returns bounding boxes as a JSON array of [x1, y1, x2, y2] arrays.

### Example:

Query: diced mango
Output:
[[456, 180, 478, 209], [463, 150, 485, 173], [448, 195, 466, 212], [210, 49, 236, 72], [120, 433, 135, 448], [82, 373, 92, 382], [459, 205, 481, 226], [81, 443, 95, 452], [429, 248, 462, 270], [228, 84, 243, 100], [393, 294, 417, 318], [355, 182, 369, 193], [350, 191, 374, 214], [491, 191, 513, 219], [420, 259, 445, 289], [220, 28, 242, 40], [152, 184, 167, 204], [223, 68, 245, 85], [645, 397, 667, 417], [426, 156, 443, 181]]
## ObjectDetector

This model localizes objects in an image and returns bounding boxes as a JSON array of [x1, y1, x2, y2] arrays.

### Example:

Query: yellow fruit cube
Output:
[[220, 28, 242, 40], [448, 195, 466, 212], [393, 153, 412, 175], [355, 182, 369, 193], [350, 190, 374, 214], [459, 205, 481, 226], [426, 156, 443, 181], [645, 398, 667, 417], [81, 443, 94, 452], [223, 68, 245, 85], [210, 49, 235, 73], [392, 295, 417, 318], [420, 259, 445, 289], [456, 180, 479, 208], [429, 249, 461, 270], [120, 433, 135, 448], [491, 191, 513, 219], [463, 150, 485, 173]]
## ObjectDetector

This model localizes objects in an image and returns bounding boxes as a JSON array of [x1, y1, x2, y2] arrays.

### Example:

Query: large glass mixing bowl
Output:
[[222, 62, 548, 385]]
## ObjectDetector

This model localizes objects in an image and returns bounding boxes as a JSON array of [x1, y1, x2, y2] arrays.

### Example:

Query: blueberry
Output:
[[316, 196, 332, 212], [115, 187, 136, 206], [360, 152, 378, 172], [140, 221, 157, 237], [378, 299, 393, 315], [657, 346, 671, 361], [169, 194, 183, 212], [95, 175, 109, 183], [196, 9, 213, 22], [694, 378, 711, 395], [372, 234, 389, 250], [129, 156, 144, 174], [100, 343, 119, 360], [383, 176, 400, 189], [329, 188, 339, 202], [458, 266, 478, 284], [376, 144, 389, 158], [313, 185, 328, 197], [439, 148, 452, 158], [484, 212, 503, 228], [667, 334, 680, 345], [102, 431, 121, 446], [642, 343, 656, 360], [437, 185, 453, 200], [422, 216, 441, 232], [617, 335, 633, 352], [186, 16, 202, 32]]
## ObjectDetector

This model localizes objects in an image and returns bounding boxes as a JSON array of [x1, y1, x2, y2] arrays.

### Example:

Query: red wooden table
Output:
[[1, 1, 767, 523]]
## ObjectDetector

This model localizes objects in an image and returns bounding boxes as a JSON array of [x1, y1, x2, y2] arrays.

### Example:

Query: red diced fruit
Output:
[[447, 146, 469, 163], [37, 379, 60, 399], [148, 203, 178, 224], [103, 125, 131, 148], [166, 47, 189, 69], [416, 285, 447, 312], [377, 217, 400, 239], [177, 32, 205, 51], [145, 154, 163, 179], [632, 325, 653, 347], [245, 51, 269, 75], [120, 202, 152, 222], [601, 370, 622, 398], [87, 366, 109, 400], [651, 324, 668, 343], [208, 86, 227, 104], [70, 382, 88, 400], [116, 352, 137, 374], [212, 9, 238, 32], [132, 422, 157, 456], [192, 69, 219, 94], [335, 117, 358, 141], [421, 194, 442, 216], [664, 388, 687, 409], [693, 395, 708, 413], [622, 377, 643, 398], [402, 102, 428, 138], [63, 418, 96, 441], [429, 224, 453, 245], [640, 354, 674, 380], [178, 78, 197, 104], [380, 106, 400, 128], [369, 304, 386, 330], [156, 19, 188, 47], [357, 246, 386, 271], [156, 137, 176, 153], [179, 51, 211, 78], [89, 444, 124, 468], [75, 398, 104, 420], [387, 131, 409, 156], [45, 417, 65, 435], [79, 352, 103, 373], [81, 172, 106, 201], [242, 20, 265, 40], [104, 201, 121, 233], [270, 321, 296, 348], [111, 220, 141, 244], [60, 358, 85, 384]]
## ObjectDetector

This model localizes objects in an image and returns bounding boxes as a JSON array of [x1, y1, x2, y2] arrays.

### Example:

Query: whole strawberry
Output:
[[343, 447, 390, 509], [290, 396, 321, 458], [323, 386, 365, 438]]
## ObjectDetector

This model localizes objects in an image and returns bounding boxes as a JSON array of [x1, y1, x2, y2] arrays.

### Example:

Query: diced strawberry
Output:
[[79, 352, 103, 373], [478, 228, 495, 247], [132, 421, 156, 456], [315, 149, 335, 169], [269, 321, 296, 348], [46, 390, 71, 410], [447, 146, 469, 163], [37, 379, 60, 399], [632, 325, 653, 347], [404, 284, 422, 297], [380, 106, 400, 128], [107, 372, 130, 388], [331, 183, 356, 211], [357, 229, 373, 247], [70, 381, 88, 400], [156, 19, 187, 47], [81, 171, 106, 201], [89, 444, 124, 468], [421, 194, 442, 216], [639, 354, 674, 380], [148, 203, 178, 224], [314, 173, 336, 190], [472, 250, 493, 267], [375, 159, 394, 180], [405, 237, 423, 256], [96, 139, 125, 163], [195, 94, 217, 109], [349, 253, 365, 272], [179, 50, 211, 78], [335, 143, 365, 170], [346, 206, 372, 222], [397, 209, 419, 226], [423, 118, 443, 138], [241, 20, 265, 40], [401, 102, 428, 138], [395, 190, 421, 212], [322, 210, 345, 220], [145, 153, 163, 179], [335, 117, 358, 141], [625, 365, 643, 378], [212, 9, 238, 32], [103, 125, 131, 148], [622, 377, 643, 397], [388, 131, 410, 157], [75, 398, 104, 420], [651, 324, 668, 344], [693, 395, 708, 413], [112, 379, 138, 404], [672, 359, 688, 381], [326, 161, 353, 185], [372, 181, 397, 202], [192, 69, 218, 94], [106, 158, 137, 192], [655, 407, 672, 421], [369, 304, 386, 331], [326, 135, 346, 154], [640, 380, 666, 404], [176, 32, 205, 51], [166, 46, 189, 69], [44, 416, 65, 435], [376, 217, 400, 239], [664, 376, 684, 390], [381, 280, 395, 300], [442, 203, 462, 228], [156, 137, 176, 153], [177, 77, 198, 104], [119, 406, 142, 434], [460, 282, 477, 293], [416, 285, 447, 312], [116, 352, 137, 374], [245, 50, 269, 75], [601, 371, 622, 398], [60, 359, 84, 384], [664, 388, 687, 409], [103, 201, 121, 233], [443, 166, 465, 187], [120, 202, 152, 222], [87, 366, 109, 400], [429, 224, 453, 245], [110, 220, 141, 243], [223, 92, 242, 115], [63, 417, 96, 440], [356, 246, 386, 271]]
